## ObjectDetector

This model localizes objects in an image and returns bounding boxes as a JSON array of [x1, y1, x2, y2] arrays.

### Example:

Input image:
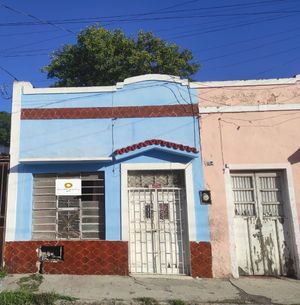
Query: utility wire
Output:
[[0, 29, 60, 37], [0, 0, 288, 24], [200, 31, 300, 62], [212, 44, 300, 69], [255, 54, 300, 77], [152, 0, 202, 12], [168, 13, 293, 39], [0, 1, 76, 34], [193, 23, 300, 53], [0, 10, 299, 27], [0, 12, 297, 58], [0, 33, 71, 55], [0, 15, 294, 58], [0, 64, 18, 80], [0, 15, 285, 56]]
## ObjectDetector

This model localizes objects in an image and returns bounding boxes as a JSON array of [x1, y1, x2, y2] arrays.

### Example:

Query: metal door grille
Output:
[[128, 170, 189, 275]]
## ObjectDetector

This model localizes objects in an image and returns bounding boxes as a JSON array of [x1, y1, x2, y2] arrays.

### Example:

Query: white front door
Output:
[[232, 171, 296, 277], [128, 170, 189, 275]]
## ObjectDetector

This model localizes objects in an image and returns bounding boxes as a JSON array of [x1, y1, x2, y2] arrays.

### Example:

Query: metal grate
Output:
[[128, 170, 189, 275], [128, 170, 185, 188], [32, 173, 105, 240]]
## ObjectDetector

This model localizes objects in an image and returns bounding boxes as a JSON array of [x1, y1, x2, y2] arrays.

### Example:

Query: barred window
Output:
[[32, 173, 105, 240]]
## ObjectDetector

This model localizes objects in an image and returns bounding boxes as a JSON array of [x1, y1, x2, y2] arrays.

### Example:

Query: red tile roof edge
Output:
[[114, 139, 198, 155]]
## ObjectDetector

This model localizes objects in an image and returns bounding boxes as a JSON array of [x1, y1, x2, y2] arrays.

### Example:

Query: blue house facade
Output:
[[5, 74, 211, 276]]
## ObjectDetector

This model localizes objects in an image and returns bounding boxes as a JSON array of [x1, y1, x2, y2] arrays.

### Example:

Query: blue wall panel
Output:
[[14, 79, 209, 242], [22, 81, 197, 109], [19, 117, 196, 159]]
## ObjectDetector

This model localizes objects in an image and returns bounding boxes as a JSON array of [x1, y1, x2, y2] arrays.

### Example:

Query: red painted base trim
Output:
[[4, 241, 211, 277], [190, 241, 212, 278], [4, 241, 128, 275]]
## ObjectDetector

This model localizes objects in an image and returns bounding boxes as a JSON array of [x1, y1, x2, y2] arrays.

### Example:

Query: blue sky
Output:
[[0, 0, 300, 112]]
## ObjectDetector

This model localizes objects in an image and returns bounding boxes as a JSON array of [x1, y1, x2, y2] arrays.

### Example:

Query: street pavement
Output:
[[1, 274, 300, 304]]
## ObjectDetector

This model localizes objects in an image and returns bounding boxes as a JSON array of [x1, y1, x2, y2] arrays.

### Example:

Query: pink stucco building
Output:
[[195, 75, 300, 279]]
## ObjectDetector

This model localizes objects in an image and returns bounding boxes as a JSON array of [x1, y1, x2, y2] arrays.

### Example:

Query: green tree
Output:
[[42, 26, 200, 86], [0, 111, 10, 146]]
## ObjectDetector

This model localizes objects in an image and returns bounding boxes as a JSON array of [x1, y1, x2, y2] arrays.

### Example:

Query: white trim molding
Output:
[[224, 163, 300, 279], [224, 168, 239, 278], [120, 162, 196, 241], [116, 74, 189, 88], [22, 74, 190, 95], [20, 74, 300, 94], [5, 81, 25, 241], [192, 74, 300, 88], [199, 103, 300, 114]]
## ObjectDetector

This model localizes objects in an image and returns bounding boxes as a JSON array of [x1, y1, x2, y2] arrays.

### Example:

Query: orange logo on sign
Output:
[[64, 182, 73, 189]]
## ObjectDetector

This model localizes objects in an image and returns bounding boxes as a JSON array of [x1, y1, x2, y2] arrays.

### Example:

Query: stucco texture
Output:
[[199, 81, 300, 107], [199, 81, 300, 277]]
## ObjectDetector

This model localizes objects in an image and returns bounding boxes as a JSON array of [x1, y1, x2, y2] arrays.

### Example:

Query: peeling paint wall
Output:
[[198, 78, 300, 278], [199, 81, 300, 107]]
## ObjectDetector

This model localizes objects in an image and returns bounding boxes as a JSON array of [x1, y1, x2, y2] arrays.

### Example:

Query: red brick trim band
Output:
[[4, 241, 211, 277], [21, 104, 199, 120]]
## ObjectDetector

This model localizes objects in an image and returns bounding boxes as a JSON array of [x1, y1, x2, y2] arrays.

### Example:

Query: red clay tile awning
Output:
[[114, 139, 198, 155]]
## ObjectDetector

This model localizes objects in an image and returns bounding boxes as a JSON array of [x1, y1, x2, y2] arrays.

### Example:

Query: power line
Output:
[[168, 13, 293, 40], [219, 115, 300, 128], [255, 54, 300, 77], [0, 1, 75, 34], [0, 33, 71, 55], [0, 10, 297, 59], [193, 24, 300, 54], [0, 64, 18, 80], [0, 29, 60, 37], [200, 31, 300, 63], [151, 0, 202, 12], [0, 0, 281, 25], [0, 83, 12, 99], [0, 15, 286, 56], [0, 15, 295, 59], [0, 9, 299, 27], [211, 44, 300, 70]]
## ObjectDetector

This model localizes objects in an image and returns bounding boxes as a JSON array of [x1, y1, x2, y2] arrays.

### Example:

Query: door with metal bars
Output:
[[232, 171, 295, 277], [128, 170, 189, 275]]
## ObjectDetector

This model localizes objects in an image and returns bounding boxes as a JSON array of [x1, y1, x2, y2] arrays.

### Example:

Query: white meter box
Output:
[[55, 179, 82, 196]]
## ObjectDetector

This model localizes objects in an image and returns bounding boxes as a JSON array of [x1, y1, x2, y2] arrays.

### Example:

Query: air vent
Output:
[[39, 246, 64, 261]]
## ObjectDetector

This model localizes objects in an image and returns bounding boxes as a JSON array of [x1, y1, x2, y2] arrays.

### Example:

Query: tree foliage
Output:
[[0, 111, 10, 146], [42, 26, 200, 86]]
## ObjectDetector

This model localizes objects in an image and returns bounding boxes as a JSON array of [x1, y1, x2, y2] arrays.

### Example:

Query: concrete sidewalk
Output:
[[1, 274, 300, 305]]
